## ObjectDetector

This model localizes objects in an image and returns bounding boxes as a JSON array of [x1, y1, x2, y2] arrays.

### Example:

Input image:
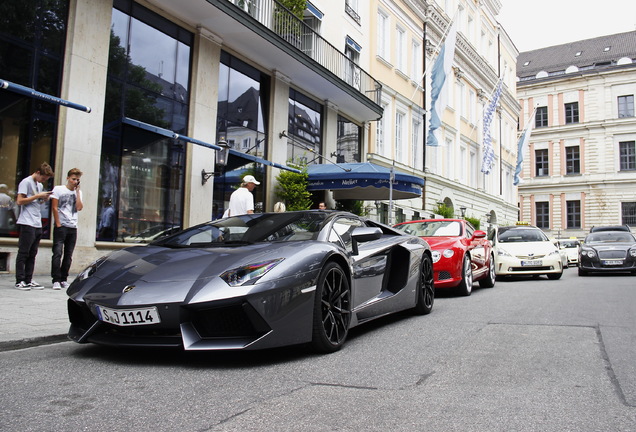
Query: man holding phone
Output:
[[15, 162, 54, 290], [50, 168, 83, 290]]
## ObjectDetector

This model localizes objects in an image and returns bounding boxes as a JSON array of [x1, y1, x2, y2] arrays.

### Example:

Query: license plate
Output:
[[603, 260, 623, 266], [95, 305, 160, 326], [521, 259, 542, 266]]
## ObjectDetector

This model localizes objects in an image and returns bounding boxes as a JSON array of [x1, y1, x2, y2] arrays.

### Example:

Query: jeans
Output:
[[51, 226, 77, 283], [16, 224, 42, 283]]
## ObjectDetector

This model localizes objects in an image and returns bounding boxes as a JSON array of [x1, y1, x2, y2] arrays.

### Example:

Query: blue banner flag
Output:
[[426, 20, 457, 147], [513, 110, 536, 185], [480, 79, 503, 174]]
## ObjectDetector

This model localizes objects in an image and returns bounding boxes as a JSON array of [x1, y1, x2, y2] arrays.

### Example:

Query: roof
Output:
[[517, 30, 636, 80]]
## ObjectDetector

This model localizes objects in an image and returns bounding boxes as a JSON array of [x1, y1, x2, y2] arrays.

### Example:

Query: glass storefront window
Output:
[[336, 115, 361, 163], [286, 89, 322, 165], [214, 51, 269, 218], [98, 0, 192, 241], [0, 0, 68, 238]]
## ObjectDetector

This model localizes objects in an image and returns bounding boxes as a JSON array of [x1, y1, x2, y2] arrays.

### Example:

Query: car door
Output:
[[465, 222, 487, 276], [328, 217, 387, 309]]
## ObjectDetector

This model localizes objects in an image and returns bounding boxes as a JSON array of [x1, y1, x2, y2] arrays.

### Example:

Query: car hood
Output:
[[70, 242, 328, 306], [584, 242, 635, 251], [421, 237, 460, 250], [496, 241, 557, 256]]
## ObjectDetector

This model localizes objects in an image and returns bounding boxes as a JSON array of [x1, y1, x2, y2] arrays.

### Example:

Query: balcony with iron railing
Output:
[[226, 0, 381, 107]]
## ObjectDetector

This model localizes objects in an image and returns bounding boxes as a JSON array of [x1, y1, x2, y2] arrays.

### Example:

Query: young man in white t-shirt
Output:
[[50, 168, 83, 290], [15, 162, 54, 290]]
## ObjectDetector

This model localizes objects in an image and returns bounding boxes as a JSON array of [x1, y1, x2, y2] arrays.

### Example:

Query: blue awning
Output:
[[307, 162, 424, 200]]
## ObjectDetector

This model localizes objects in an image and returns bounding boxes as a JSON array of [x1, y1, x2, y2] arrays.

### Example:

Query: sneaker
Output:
[[27, 281, 44, 290], [61, 281, 70, 289], [15, 281, 31, 291], [52, 282, 62, 290]]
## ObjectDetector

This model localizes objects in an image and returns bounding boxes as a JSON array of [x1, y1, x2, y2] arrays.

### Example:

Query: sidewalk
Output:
[[0, 273, 70, 351]]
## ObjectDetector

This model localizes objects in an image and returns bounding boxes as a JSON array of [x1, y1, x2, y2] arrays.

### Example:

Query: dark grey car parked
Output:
[[67, 211, 434, 353]]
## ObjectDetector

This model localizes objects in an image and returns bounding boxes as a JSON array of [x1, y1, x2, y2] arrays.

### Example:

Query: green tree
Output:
[[275, 166, 312, 211], [465, 216, 481, 230], [335, 200, 365, 216]]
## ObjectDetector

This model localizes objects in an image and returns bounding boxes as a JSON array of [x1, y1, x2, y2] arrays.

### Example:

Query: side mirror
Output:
[[473, 230, 487, 239], [352, 227, 383, 243]]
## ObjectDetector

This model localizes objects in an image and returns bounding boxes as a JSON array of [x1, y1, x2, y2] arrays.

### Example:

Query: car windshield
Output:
[[394, 221, 462, 237], [498, 227, 548, 243], [585, 232, 636, 244], [152, 212, 327, 248], [560, 240, 580, 248]]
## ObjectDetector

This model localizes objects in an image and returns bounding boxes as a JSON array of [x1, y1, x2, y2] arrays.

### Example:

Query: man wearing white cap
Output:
[[227, 175, 260, 216]]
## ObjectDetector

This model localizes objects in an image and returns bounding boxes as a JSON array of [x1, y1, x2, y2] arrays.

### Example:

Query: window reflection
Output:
[[336, 115, 361, 163], [98, 0, 192, 241], [286, 89, 322, 165], [214, 51, 269, 218]]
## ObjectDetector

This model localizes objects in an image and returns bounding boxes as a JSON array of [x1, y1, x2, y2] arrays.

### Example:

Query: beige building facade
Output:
[[515, 31, 636, 238]]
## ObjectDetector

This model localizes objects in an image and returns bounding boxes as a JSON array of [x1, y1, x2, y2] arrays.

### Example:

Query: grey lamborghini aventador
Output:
[[68, 211, 434, 353]]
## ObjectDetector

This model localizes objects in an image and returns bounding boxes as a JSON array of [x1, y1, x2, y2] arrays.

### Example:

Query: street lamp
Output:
[[460, 206, 466, 218], [201, 138, 230, 185]]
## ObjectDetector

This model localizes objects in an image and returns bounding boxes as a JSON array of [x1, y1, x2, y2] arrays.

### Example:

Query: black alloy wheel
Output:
[[413, 253, 434, 315], [311, 262, 351, 353]]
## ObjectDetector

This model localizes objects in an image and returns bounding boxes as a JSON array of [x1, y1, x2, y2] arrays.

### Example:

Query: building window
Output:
[[535, 106, 548, 128], [99, 1, 193, 241], [536, 202, 549, 228], [395, 111, 405, 162], [376, 105, 385, 156], [344, 40, 360, 89], [535, 149, 549, 176], [396, 27, 406, 72], [565, 146, 580, 174], [286, 88, 322, 165], [377, 10, 389, 61], [412, 117, 422, 170], [0, 0, 69, 239], [622, 202, 636, 226], [619, 141, 636, 171], [566, 200, 581, 229], [411, 39, 421, 82], [565, 102, 579, 124], [345, 0, 360, 24], [618, 95, 635, 118], [336, 115, 361, 163]]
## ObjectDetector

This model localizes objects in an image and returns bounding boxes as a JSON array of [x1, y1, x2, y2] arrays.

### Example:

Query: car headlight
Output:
[[76, 256, 107, 281], [549, 250, 560, 256], [582, 249, 596, 258], [442, 249, 454, 258], [497, 248, 512, 257], [220, 259, 284, 287], [431, 250, 441, 263], [629, 249, 636, 257]]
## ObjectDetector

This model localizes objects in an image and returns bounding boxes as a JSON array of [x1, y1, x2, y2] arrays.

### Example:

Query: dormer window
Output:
[[575, 51, 582, 56], [604, 46, 611, 52], [523, 61, 530, 66]]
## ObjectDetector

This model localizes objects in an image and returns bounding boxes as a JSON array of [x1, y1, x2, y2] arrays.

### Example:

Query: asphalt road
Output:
[[2, 269, 635, 432]]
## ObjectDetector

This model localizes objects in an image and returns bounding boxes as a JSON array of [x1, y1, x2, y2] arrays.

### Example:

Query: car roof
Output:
[[589, 225, 631, 232]]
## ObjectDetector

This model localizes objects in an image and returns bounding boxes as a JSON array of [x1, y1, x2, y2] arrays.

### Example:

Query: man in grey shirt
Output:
[[15, 162, 54, 290]]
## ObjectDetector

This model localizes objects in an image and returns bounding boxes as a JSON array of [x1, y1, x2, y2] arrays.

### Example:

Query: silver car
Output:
[[68, 211, 434, 353]]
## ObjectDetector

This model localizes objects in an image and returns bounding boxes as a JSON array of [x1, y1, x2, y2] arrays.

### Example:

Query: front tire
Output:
[[456, 254, 473, 296], [578, 267, 588, 276], [479, 254, 496, 288], [311, 262, 351, 353], [547, 271, 563, 280], [413, 253, 434, 315]]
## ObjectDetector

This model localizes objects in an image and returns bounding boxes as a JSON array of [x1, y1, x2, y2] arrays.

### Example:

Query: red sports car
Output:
[[394, 219, 495, 295]]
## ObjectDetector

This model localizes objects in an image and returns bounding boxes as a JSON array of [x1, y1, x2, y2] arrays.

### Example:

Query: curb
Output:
[[0, 334, 69, 352]]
